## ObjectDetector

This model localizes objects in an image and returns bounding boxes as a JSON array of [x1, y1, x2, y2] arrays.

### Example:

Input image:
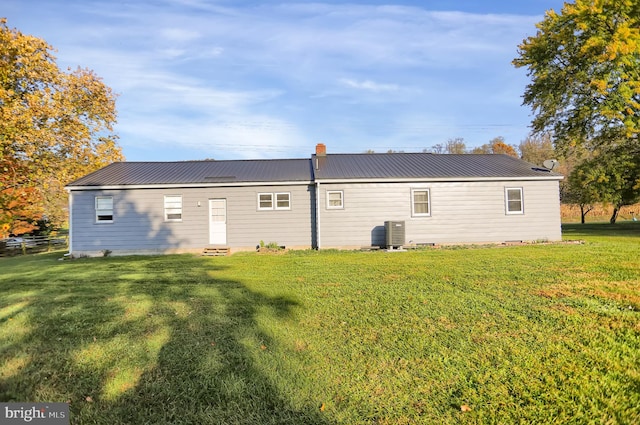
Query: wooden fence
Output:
[[0, 234, 68, 257]]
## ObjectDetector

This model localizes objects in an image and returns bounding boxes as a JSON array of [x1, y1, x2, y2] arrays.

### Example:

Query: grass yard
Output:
[[1, 223, 639, 424]]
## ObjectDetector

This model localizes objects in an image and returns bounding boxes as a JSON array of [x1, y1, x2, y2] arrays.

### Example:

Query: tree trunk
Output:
[[610, 207, 620, 224], [579, 204, 593, 224]]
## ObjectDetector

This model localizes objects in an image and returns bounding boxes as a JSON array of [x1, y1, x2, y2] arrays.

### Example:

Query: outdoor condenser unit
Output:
[[385, 221, 405, 248]]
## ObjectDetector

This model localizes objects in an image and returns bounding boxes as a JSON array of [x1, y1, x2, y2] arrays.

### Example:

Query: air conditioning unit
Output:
[[385, 221, 405, 248]]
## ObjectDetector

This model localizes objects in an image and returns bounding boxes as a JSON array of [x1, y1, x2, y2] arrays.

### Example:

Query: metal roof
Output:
[[312, 153, 563, 180], [66, 153, 562, 189], [66, 159, 313, 187]]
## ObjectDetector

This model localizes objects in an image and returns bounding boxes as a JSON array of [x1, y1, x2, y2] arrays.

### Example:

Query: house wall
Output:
[[317, 180, 562, 248], [69, 184, 314, 256]]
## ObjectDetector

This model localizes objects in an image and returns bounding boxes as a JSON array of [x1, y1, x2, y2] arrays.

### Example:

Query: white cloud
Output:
[[4, 0, 552, 159], [160, 28, 201, 43], [157, 48, 187, 59], [339, 78, 399, 92], [117, 113, 307, 160]]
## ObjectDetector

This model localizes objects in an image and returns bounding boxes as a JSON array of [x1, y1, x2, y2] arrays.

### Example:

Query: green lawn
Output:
[[1, 223, 639, 424]]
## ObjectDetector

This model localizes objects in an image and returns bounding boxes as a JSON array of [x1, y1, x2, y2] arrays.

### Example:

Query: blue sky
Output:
[[4, 0, 565, 161]]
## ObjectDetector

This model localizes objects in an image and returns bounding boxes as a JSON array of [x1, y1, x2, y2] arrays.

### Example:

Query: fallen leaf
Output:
[[319, 403, 326, 412], [85, 396, 93, 403], [260, 344, 267, 350], [461, 404, 472, 412]]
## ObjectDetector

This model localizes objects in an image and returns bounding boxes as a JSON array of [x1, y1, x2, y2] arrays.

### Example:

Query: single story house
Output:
[[65, 144, 563, 256]]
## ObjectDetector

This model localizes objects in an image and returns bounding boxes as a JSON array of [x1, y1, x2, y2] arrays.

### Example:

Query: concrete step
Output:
[[202, 247, 230, 256]]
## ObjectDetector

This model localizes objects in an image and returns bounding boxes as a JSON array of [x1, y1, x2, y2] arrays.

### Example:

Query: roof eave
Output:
[[65, 180, 314, 191], [314, 175, 564, 184]]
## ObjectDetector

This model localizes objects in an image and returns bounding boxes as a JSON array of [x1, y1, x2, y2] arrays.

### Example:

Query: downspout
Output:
[[315, 181, 321, 250], [312, 147, 324, 250], [66, 189, 73, 256]]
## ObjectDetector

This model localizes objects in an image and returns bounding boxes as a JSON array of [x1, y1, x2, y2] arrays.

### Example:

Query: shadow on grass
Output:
[[0, 254, 330, 424], [562, 221, 640, 238]]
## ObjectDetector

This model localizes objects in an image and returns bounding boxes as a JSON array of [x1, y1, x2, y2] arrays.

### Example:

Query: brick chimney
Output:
[[315, 143, 327, 156]]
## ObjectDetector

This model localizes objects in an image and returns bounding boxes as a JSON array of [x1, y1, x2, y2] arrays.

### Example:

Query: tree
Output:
[[519, 133, 556, 165], [445, 138, 467, 154], [570, 146, 640, 223], [471, 137, 518, 157], [555, 145, 593, 221], [0, 166, 41, 235], [428, 138, 467, 154], [1, 18, 123, 236], [470, 144, 491, 154], [513, 0, 640, 153], [428, 144, 445, 154], [565, 164, 599, 224]]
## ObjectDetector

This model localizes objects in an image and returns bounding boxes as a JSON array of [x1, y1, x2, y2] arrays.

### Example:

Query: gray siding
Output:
[[70, 185, 313, 255], [317, 181, 561, 248]]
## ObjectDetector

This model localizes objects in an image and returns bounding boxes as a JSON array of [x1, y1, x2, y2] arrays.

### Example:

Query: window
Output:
[[327, 191, 344, 209], [411, 189, 431, 216], [258, 192, 291, 210], [95, 196, 113, 223], [164, 195, 183, 221], [505, 188, 524, 214], [258, 193, 273, 210], [275, 193, 291, 210]]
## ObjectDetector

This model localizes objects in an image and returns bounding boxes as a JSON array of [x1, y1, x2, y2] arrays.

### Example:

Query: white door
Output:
[[209, 199, 227, 245]]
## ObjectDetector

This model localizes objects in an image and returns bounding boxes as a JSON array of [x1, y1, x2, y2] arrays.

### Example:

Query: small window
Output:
[[275, 193, 291, 210], [258, 193, 274, 210], [327, 191, 344, 209], [412, 189, 431, 217], [95, 196, 113, 223], [505, 188, 524, 214], [164, 195, 183, 221], [258, 192, 291, 210]]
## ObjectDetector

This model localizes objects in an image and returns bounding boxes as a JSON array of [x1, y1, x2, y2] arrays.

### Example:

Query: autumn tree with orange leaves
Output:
[[1, 18, 123, 237], [470, 137, 519, 157]]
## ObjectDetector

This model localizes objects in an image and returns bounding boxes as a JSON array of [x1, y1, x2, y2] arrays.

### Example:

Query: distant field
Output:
[[561, 202, 640, 223], [1, 223, 639, 424]]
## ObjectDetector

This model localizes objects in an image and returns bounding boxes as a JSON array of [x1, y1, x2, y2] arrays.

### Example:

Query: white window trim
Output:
[[95, 196, 113, 223], [275, 192, 291, 210], [411, 188, 431, 217], [164, 195, 183, 221], [326, 190, 344, 210], [258, 192, 291, 211], [505, 187, 524, 215]]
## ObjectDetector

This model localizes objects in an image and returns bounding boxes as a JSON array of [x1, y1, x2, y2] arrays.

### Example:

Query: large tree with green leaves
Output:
[[514, 0, 640, 221], [1, 18, 123, 236], [513, 0, 640, 152], [569, 146, 640, 223]]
